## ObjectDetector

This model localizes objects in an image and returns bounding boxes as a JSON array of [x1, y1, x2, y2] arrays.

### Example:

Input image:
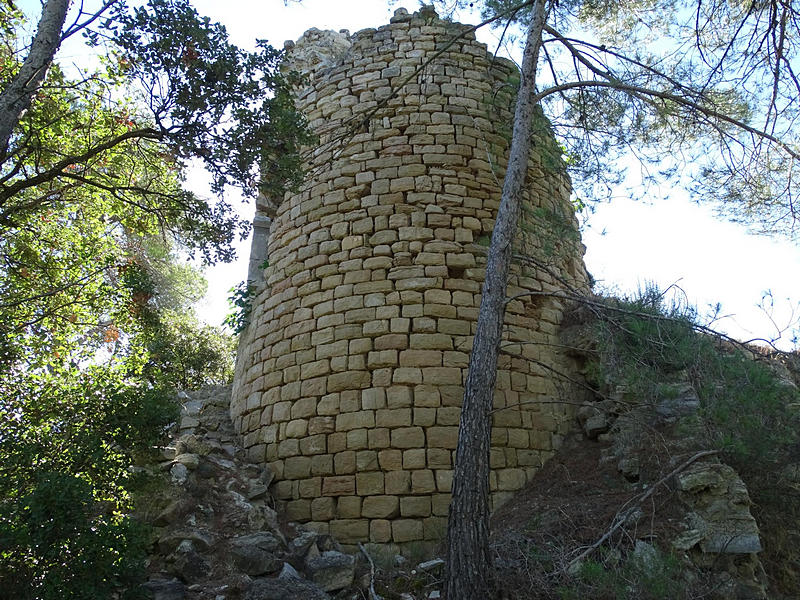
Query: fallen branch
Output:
[[558, 449, 719, 575], [358, 542, 384, 600]]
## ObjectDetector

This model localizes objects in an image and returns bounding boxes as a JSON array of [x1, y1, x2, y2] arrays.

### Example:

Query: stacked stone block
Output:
[[231, 7, 590, 547]]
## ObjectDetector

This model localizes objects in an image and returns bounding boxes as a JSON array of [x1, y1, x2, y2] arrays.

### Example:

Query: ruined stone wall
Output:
[[231, 6, 590, 547]]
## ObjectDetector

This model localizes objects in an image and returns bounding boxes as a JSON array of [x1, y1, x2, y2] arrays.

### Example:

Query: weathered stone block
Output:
[[362, 495, 400, 519], [284, 456, 311, 479], [392, 519, 424, 542], [497, 468, 526, 491], [356, 471, 385, 496], [322, 476, 355, 496], [299, 477, 322, 498], [336, 496, 362, 519], [370, 519, 393, 543], [385, 470, 411, 495], [335, 410, 375, 431], [399, 349, 442, 367], [391, 427, 425, 448], [376, 408, 412, 428], [312, 497, 336, 521], [329, 519, 369, 543], [401, 496, 432, 517], [411, 469, 437, 494]]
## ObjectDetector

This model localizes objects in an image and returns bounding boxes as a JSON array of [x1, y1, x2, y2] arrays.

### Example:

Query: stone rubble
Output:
[[139, 386, 363, 600]]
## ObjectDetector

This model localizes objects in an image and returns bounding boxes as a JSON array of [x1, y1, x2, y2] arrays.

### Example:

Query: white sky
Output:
[[18, 0, 800, 349], [189, 0, 800, 349]]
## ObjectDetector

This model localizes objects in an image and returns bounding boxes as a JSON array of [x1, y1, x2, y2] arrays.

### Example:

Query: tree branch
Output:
[[0, 0, 70, 159], [0, 127, 162, 209]]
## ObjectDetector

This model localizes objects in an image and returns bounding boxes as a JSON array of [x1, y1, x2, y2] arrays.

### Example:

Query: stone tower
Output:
[[231, 6, 590, 547]]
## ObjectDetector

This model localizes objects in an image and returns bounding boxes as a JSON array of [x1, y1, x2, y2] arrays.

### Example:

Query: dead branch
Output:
[[358, 542, 384, 600], [557, 449, 719, 576]]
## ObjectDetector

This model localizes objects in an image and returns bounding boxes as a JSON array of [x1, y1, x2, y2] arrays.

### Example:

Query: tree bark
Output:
[[443, 2, 547, 599], [0, 0, 70, 159]]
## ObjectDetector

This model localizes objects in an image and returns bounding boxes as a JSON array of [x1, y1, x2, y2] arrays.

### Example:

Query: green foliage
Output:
[[0, 2, 305, 596], [108, 0, 314, 200], [225, 280, 256, 335], [587, 284, 800, 472], [558, 549, 688, 600], [141, 309, 235, 389], [0, 473, 150, 600], [2, 0, 313, 262], [0, 364, 177, 599], [587, 288, 699, 400]]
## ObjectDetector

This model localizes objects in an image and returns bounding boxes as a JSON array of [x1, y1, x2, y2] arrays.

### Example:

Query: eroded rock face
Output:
[[306, 550, 356, 591], [575, 381, 767, 598], [283, 28, 352, 81]]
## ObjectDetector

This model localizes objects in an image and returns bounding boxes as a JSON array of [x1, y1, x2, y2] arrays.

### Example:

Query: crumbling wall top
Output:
[[283, 27, 352, 82]]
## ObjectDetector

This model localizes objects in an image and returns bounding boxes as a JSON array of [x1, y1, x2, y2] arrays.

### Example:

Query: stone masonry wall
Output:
[[231, 6, 590, 548]]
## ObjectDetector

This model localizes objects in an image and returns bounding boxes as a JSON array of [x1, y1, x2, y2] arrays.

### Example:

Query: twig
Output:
[[487, 398, 611, 415], [495, 346, 609, 405], [557, 449, 718, 576], [358, 542, 384, 600]]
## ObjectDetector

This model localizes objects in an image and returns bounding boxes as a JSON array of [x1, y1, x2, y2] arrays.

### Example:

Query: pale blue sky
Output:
[[17, 0, 800, 348]]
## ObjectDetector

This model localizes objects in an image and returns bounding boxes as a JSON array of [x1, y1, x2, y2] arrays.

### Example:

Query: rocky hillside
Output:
[[137, 294, 800, 600]]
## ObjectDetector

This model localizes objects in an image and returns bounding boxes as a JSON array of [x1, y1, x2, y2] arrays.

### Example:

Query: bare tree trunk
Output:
[[0, 0, 70, 159], [443, 2, 547, 598]]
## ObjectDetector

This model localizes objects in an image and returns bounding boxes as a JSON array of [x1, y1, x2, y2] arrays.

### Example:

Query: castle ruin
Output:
[[231, 6, 590, 547]]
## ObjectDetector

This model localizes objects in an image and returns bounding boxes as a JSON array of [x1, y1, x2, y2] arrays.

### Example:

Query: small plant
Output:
[[558, 547, 688, 600], [224, 280, 256, 334], [586, 285, 800, 472]]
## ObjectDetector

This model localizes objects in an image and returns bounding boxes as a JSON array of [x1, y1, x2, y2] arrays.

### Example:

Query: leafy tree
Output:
[[432, 1, 800, 597], [140, 309, 235, 389], [0, 1, 276, 595], [0, 362, 177, 600], [0, 0, 312, 260]]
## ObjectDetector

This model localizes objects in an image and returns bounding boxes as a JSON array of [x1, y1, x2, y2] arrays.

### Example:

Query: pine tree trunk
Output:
[[0, 0, 70, 159], [443, 2, 547, 598]]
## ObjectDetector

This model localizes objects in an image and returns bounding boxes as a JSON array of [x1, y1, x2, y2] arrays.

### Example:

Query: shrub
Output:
[[0, 364, 178, 599], [586, 285, 800, 471]]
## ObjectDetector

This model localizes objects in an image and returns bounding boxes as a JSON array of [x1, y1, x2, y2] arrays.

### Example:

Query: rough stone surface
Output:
[[231, 533, 283, 575], [579, 372, 767, 599], [231, 5, 590, 545], [245, 577, 329, 600], [142, 578, 185, 600], [306, 550, 356, 592], [140, 386, 370, 600]]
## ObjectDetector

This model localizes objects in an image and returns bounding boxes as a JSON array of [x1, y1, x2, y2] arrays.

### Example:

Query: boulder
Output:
[[231, 532, 283, 576], [173, 453, 200, 470], [154, 500, 189, 527], [289, 531, 319, 557], [142, 577, 185, 600], [171, 547, 208, 583], [306, 550, 356, 592], [245, 577, 329, 600], [170, 463, 188, 484]]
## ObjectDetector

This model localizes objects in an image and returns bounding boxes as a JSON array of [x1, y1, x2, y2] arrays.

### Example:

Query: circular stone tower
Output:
[[231, 6, 590, 548]]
